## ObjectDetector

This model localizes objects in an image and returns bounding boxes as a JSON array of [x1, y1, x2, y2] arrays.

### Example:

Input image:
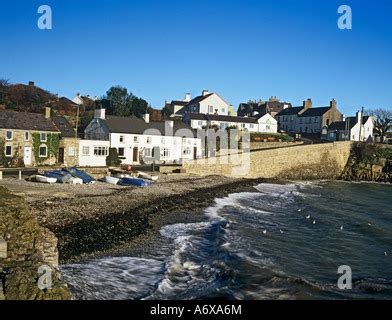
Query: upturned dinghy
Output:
[[137, 171, 159, 181], [44, 170, 73, 184], [101, 176, 120, 185], [118, 177, 152, 187], [65, 167, 96, 184], [35, 175, 57, 184]]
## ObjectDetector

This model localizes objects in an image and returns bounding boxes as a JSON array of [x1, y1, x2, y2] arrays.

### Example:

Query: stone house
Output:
[[238, 96, 292, 118], [51, 115, 79, 166], [276, 99, 343, 134], [0, 108, 61, 167]]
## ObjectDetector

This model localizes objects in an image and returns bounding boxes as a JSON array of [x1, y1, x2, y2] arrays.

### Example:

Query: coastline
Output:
[[0, 175, 277, 264]]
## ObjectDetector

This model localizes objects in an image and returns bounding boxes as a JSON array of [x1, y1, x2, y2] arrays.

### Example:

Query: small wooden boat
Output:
[[35, 175, 57, 184], [137, 171, 159, 181], [102, 176, 120, 185]]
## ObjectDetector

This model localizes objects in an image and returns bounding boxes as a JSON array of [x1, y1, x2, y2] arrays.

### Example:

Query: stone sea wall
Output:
[[0, 187, 71, 300], [183, 141, 352, 180]]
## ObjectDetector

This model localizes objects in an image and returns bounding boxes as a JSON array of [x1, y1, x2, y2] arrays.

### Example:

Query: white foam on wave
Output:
[[61, 256, 164, 300]]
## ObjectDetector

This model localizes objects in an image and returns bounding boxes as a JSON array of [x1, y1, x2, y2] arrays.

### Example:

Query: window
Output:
[[221, 108, 225, 114], [144, 148, 151, 157], [314, 117, 318, 123], [40, 132, 47, 142], [133, 136, 139, 143], [147, 136, 152, 144], [94, 146, 108, 156], [120, 135, 125, 143], [39, 145, 47, 158], [68, 147, 76, 157], [24, 132, 30, 141], [266, 125, 271, 130], [198, 121, 203, 126], [183, 147, 191, 155], [82, 146, 90, 156], [241, 123, 246, 128], [5, 145, 12, 157], [118, 147, 125, 157], [250, 124, 254, 129], [162, 148, 170, 158], [6, 131, 13, 141], [209, 106, 213, 113], [161, 137, 165, 144]]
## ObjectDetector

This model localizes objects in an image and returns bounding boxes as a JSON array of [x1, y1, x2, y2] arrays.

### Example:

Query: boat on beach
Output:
[[35, 175, 57, 184], [65, 167, 96, 184], [118, 177, 152, 187], [137, 171, 159, 181], [101, 176, 120, 185]]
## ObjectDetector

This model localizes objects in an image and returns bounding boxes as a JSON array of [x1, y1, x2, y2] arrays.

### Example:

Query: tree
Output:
[[0, 78, 10, 101], [104, 86, 133, 117], [366, 108, 392, 143], [103, 85, 149, 118]]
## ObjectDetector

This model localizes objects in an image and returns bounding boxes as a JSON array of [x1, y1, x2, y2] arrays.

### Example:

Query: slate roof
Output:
[[185, 113, 258, 124], [52, 115, 76, 138], [0, 110, 60, 132], [299, 107, 331, 117], [276, 106, 304, 116], [186, 93, 214, 106], [102, 116, 197, 137], [328, 116, 371, 131]]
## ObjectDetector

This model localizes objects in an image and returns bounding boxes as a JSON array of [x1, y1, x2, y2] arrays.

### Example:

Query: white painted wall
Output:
[[78, 140, 110, 167], [109, 132, 202, 164]]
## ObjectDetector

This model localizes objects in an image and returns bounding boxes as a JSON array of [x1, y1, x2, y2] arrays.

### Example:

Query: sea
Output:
[[61, 181, 392, 300]]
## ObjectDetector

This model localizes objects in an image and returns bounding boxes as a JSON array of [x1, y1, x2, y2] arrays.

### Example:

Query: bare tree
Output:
[[366, 108, 392, 142], [0, 78, 10, 101]]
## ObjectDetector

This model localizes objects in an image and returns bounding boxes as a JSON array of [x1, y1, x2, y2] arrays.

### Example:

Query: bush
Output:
[[106, 148, 122, 166]]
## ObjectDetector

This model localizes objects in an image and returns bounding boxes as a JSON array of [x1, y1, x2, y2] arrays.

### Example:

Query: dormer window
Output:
[[40, 132, 47, 142], [6, 131, 13, 141]]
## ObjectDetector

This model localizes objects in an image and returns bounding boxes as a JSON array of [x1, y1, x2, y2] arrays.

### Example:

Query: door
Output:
[[24, 147, 32, 166], [193, 147, 197, 160], [58, 148, 65, 164], [133, 147, 139, 163]]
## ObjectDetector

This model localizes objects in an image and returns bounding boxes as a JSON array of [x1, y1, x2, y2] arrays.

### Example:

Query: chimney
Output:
[[184, 93, 191, 102], [143, 113, 150, 123], [165, 120, 174, 128], [303, 98, 312, 109], [76, 92, 80, 97], [28, 81, 35, 87], [94, 108, 106, 120], [94, 96, 98, 101], [356, 110, 363, 123], [44, 107, 51, 119], [330, 99, 337, 109], [202, 89, 210, 97]]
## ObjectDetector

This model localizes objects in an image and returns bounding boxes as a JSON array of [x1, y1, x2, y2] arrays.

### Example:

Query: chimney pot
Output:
[[143, 113, 150, 123], [94, 108, 106, 120], [202, 90, 210, 96], [28, 81, 35, 87], [44, 107, 51, 119]]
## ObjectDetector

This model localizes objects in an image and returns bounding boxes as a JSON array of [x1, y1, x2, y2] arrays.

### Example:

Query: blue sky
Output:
[[0, 0, 391, 115]]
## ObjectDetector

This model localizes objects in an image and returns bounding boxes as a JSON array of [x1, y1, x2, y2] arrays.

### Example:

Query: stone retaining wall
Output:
[[183, 142, 353, 180], [0, 187, 71, 300]]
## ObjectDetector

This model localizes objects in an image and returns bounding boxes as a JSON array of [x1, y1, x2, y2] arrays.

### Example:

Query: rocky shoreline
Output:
[[1, 175, 272, 265]]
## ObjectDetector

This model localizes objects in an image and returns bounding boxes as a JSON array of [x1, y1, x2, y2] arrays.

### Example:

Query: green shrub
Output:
[[106, 148, 122, 166]]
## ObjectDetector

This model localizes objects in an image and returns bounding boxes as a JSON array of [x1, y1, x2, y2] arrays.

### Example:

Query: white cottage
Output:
[[183, 112, 278, 133], [325, 112, 374, 142], [82, 109, 202, 166]]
